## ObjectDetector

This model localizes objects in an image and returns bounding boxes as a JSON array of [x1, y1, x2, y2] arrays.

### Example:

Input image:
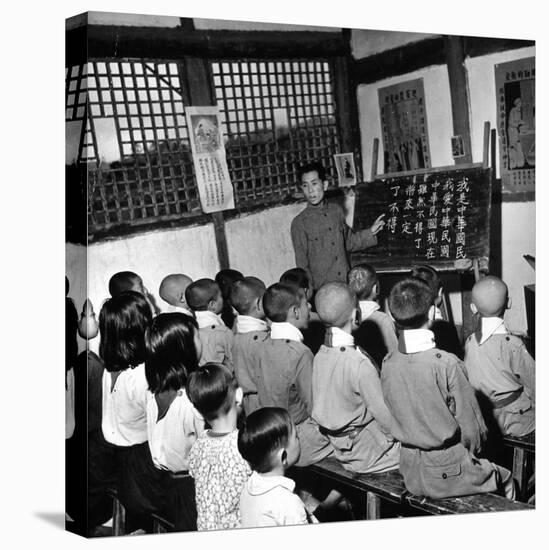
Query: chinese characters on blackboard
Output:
[[385, 176, 471, 261]]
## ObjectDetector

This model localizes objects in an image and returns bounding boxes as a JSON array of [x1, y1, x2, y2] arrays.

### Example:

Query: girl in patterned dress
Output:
[[187, 363, 251, 530]]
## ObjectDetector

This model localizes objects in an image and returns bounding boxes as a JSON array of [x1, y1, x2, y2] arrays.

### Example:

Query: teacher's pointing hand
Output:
[[370, 214, 386, 236]]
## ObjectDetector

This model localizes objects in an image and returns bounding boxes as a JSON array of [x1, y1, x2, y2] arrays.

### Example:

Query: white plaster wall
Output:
[[465, 46, 535, 178], [351, 29, 440, 59], [465, 46, 536, 334], [225, 202, 306, 286], [500, 202, 535, 332], [357, 64, 454, 181]]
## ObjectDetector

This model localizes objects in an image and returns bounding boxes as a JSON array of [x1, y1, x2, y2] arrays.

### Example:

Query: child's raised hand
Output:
[[370, 214, 386, 235]]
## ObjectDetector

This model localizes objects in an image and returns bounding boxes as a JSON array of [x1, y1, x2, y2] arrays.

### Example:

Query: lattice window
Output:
[[66, 60, 201, 236], [212, 59, 340, 206]]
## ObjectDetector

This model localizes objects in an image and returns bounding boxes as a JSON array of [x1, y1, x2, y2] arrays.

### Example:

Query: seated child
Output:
[[238, 407, 315, 527], [99, 291, 156, 523], [215, 268, 244, 329], [144, 312, 206, 530], [187, 363, 252, 530], [312, 282, 400, 474], [254, 283, 331, 466], [186, 278, 234, 372], [158, 273, 194, 317], [381, 278, 515, 499], [108, 270, 159, 315], [410, 264, 463, 359], [280, 267, 324, 354], [464, 276, 535, 438], [230, 277, 269, 414], [347, 264, 397, 367]]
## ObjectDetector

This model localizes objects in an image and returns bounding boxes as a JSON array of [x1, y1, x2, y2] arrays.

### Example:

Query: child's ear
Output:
[[470, 303, 478, 315], [322, 181, 329, 192], [507, 296, 512, 310], [292, 304, 300, 319], [179, 293, 186, 305], [280, 448, 288, 468], [235, 387, 243, 407]]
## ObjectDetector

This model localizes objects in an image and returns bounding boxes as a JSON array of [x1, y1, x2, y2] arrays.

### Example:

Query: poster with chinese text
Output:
[[495, 57, 535, 191], [185, 106, 235, 213], [378, 79, 431, 174]]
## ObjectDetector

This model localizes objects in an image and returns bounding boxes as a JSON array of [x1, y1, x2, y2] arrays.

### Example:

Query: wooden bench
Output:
[[304, 457, 533, 519], [305, 457, 408, 519], [503, 432, 535, 501]]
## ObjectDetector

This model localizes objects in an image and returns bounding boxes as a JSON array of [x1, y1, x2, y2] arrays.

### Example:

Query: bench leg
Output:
[[512, 448, 527, 501], [366, 492, 381, 520], [112, 496, 126, 536]]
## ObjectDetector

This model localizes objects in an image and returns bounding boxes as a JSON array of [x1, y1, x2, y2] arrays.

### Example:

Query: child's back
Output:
[[230, 277, 269, 414], [464, 331, 535, 437], [189, 430, 250, 530], [312, 283, 399, 474], [347, 264, 397, 367], [382, 278, 514, 499], [186, 278, 234, 371], [464, 277, 535, 438], [255, 283, 331, 466]]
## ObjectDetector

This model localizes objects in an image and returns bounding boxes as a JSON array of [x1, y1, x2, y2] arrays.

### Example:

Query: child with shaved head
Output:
[[230, 277, 269, 414], [464, 276, 535, 437], [381, 278, 515, 499], [312, 282, 400, 473], [253, 283, 332, 466], [186, 278, 234, 372], [347, 263, 397, 367], [158, 274, 194, 317]]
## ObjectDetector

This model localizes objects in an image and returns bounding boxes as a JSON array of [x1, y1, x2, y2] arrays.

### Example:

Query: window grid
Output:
[[212, 59, 340, 206], [66, 60, 201, 234]]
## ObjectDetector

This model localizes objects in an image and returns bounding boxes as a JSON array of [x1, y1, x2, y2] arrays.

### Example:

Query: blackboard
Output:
[[351, 164, 492, 271]]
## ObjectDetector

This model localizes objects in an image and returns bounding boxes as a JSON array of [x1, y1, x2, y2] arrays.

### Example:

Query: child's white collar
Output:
[[235, 315, 269, 334], [163, 303, 195, 318], [195, 310, 224, 329], [398, 329, 436, 354], [326, 326, 355, 347], [270, 322, 303, 343], [358, 300, 380, 321], [479, 317, 507, 344]]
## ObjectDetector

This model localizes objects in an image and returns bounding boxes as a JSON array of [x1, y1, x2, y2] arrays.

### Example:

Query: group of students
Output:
[[65, 255, 535, 535]]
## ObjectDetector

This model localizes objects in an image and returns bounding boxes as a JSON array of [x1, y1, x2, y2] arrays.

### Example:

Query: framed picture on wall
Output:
[[334, 152, 357, 187], [378, 78, 431, 174]]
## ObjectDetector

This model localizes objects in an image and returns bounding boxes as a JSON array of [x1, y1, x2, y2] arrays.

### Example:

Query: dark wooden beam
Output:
[[463, 36, 535, 58], [445, 36, 472, 164], [66, 24, 88, 68], [351, 37, 446, 85], [79, 25, 347, 61]]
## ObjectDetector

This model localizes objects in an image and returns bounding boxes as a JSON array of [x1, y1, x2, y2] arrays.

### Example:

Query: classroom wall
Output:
[[65, 202, 305, 348], [354, 45, 535, 333], [357, 64, 454, 180], [466, 46, 535, 333]]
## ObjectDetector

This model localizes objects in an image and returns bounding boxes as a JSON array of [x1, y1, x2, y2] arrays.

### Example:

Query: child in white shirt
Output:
[[238, 407, 315, 528]]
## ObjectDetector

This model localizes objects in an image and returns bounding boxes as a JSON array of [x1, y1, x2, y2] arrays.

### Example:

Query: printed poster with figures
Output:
[[494, 57, 535, 191], [378, 78, 431, 174], [185, 106, 235, 213]]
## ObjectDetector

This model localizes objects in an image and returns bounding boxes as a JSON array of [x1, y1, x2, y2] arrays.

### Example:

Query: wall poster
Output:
[[185, 106, 236, 213], [378, 78, 431, 174], [495, 57, 535, 191]]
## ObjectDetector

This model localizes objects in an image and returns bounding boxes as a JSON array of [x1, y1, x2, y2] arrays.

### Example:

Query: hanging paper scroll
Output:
[[494, 57, 535, 192], [378, 78, 431, 174], [185, 106, 235, 213]]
